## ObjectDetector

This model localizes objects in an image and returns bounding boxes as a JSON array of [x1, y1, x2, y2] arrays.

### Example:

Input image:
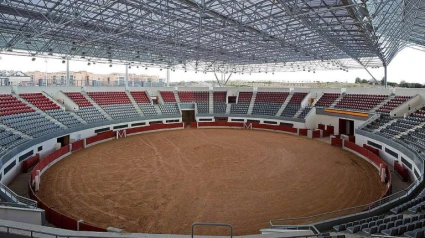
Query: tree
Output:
[[361, 79, 368, 84], [355, 77, 361, 84]]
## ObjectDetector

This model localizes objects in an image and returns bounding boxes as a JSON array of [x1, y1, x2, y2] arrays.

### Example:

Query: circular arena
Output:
[[37, 129, 386, 235]]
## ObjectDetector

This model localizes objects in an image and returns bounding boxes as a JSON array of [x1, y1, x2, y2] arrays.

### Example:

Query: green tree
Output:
[[355, 77, 361, 84], [361, 79, 368, 84]]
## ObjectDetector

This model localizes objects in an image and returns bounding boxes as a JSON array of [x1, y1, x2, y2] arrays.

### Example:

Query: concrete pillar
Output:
[[166, 68, 170, 87], [66, 58, 70, 87], [125, 64, 129, 90]]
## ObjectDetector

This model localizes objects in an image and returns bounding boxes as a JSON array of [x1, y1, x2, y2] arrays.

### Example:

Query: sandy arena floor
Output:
[[37, 129, 387, 235]]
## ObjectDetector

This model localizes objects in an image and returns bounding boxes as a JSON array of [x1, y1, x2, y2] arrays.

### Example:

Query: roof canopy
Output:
[[0, 0, 423, 73]]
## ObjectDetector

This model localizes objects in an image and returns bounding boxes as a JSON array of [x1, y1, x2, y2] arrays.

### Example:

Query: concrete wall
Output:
[[315, 114, 365, 135], [0, 207, 44, 226], [391, 95, 424, 117]]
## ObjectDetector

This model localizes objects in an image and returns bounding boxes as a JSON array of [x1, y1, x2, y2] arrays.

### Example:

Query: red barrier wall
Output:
[[331, 137, 343, 147], [197, 121, 244, 128], [318, 124, 325, 130], [299, 128, 308, 136], [326, 125, 334, 135], [363, 144, 380, 156], [190, 122, 197, 128], [85, 131, 115, 145], [22, 154, 40, 173], [125, 123, 184, 135], [71, 140, 84, 152], [394, 161, 409, 182], [312, 130, 321, 138], [250, 123, 298, 133]]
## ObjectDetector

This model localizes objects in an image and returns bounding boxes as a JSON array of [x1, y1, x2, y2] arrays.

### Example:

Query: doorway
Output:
[[182, 110, 195, 126], [57, 135, 70, 147], [339, 119, 354, 136]]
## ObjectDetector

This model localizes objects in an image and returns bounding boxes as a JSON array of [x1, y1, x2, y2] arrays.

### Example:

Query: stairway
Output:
[[311, 92, 324, 107], [42, 91, 64, 110], [275, 93, 293, 116], [371, 95, 395, 112], [225, 103, 231, 114], [396, 121, 425, 138], [247, 91, 257, 115], [209, 91, 214, 114], [330, 93, 345, 108], [374, 119, 398, 133], [68, 111, 88, 124], [293, 107, 305, 118], [174, 91, 181, 103], [81, 92, 113, 120], [125, 91, 145, 117], [13, 93, 67, 129]]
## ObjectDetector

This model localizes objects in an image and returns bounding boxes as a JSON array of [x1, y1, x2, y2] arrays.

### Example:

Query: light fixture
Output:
[[62, 60, 65, 64], [87, 62, 91, 66], [160, 68, 162, 71], [32, 58, 36, 61], [145, 67, 148, 70], [109, 64, 112, 67], [129, 66, 131, 69]]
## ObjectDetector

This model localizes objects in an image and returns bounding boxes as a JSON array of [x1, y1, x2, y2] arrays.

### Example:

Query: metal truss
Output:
[[0, 0, 423, 73]]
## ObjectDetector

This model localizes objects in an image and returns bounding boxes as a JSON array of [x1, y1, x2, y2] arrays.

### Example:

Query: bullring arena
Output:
[[1, 0, 425, 237], [37, 129, 386, 235]]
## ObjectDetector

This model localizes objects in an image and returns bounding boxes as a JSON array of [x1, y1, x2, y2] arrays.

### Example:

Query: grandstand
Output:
[[0, 0, 425, 237]]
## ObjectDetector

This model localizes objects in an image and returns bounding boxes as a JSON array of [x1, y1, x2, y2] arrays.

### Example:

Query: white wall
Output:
[[0, 206, 44, 225], [315, 114, 365, 135], [356, 134, 421, 181]]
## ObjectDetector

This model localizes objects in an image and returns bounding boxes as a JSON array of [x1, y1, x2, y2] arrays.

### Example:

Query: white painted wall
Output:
[[0, 206, 44, 225], [356, 134, 421, 181], [315, 114, 365, 135]]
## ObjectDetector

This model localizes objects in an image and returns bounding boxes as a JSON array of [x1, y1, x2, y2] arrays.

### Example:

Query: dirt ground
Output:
[[37, 129, 387, 235]]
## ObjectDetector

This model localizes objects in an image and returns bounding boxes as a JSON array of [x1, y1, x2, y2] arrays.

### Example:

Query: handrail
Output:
[[191, 223, 233, 238], [0, 182, 37, 208], [269, 180, 418, 227]]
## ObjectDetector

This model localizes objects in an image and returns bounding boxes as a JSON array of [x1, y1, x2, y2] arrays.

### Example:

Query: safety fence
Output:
[[22, 154, 39, 173], [195, 121, 299, 134], [28, 122, 184, 232], [394, 161, 410, 182]]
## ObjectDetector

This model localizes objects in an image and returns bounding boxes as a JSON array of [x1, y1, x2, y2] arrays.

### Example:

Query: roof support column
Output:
[[167, 68, 170, 87], [66, 57, 70, 87], [384, 63, 388, 88], [125, 64, 129, 90]]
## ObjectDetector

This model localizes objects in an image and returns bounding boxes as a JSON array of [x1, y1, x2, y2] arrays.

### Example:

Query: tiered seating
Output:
[[315, 93, 340, 107], [20, 93, 60, 111], [177, 91, 209, 113], [65, 92, 108, 123], [0, 127, 30, 152], [252, 92, 289, 116], [391, 187, 425, 214], [0, 94, 63, 137], [20, 93, 83, 128], [213, 92, 227, 114], [0, 94, 34, 116], [160, 91, 177, 102], [298, 107, 312, 118], [87, 92, 140, 120], [334, 94, 387, 111], [377, 96, 412, 113], [47, 109, 83, 128], [130, 91, 158, 116], [159, 103, 180, 115], [65, 92, 92, 107], [230, 92, 253, 114], [363, 114, 393, 132], [281, 92, 307, 118]]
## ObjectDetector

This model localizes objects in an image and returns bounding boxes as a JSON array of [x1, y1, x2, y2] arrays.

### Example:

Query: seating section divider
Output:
[[318, 124, 326, 130], [22, 154, 40, 173]]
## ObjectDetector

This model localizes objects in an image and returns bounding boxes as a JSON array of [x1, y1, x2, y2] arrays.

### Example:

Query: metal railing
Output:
[[270, 181, 418, 227], [0, 182, 37, 208]]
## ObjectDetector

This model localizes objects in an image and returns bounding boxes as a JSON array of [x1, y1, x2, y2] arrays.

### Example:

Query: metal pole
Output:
[[166, 68, 170, 87], [384, 63, 388, 88], [66, 58, 70, 87], [44, 59, 48, 86], [125, 64, 129, 90]]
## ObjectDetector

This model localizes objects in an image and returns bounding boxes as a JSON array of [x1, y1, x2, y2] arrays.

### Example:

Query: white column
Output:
[[125, 64, 129, 90], [66, 58, 70, 86], [166, 68, 170, 87]]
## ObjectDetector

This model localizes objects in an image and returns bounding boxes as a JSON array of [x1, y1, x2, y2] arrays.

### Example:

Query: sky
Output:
[[0, 47, 424, 84]]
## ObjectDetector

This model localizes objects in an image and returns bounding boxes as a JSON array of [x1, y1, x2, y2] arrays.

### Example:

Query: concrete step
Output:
[[68, 111, 88, 124], [275, 93, 293, 116], [225, 103, 231, 114], [293, 106, 305, 118], [209, 91, 214, 114], [174, 91, 181, 103], [125, 91, 145, 117], [247, 91, 257, 115], [330, 93, 344, 108], [371, 94, 395, 112], [81, 92, 113, 120]]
